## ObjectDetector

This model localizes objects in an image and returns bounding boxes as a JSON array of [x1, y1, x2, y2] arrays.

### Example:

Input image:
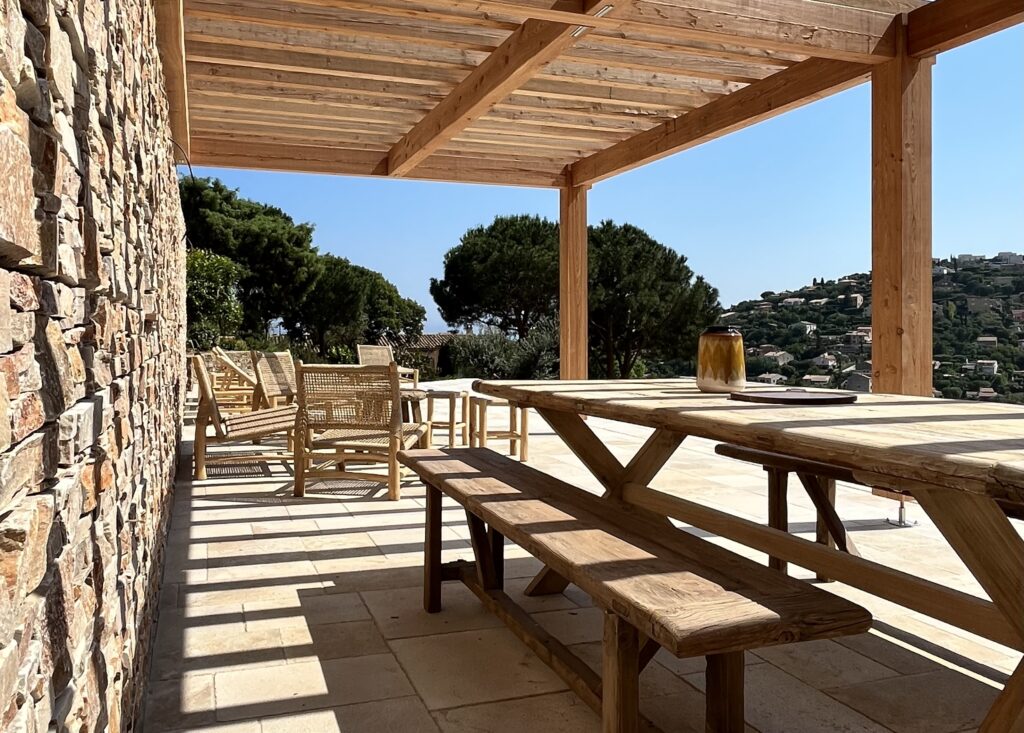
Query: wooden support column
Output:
[[559, 184, 589, 381], [871, 18, 934, 397]]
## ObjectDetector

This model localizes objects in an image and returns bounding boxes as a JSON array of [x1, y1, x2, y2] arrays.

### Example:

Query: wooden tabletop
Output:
[[474, 379, 1024, 502]]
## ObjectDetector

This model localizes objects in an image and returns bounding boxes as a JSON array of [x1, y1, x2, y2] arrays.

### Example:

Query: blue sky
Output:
[[187, 27, 1023, 332]]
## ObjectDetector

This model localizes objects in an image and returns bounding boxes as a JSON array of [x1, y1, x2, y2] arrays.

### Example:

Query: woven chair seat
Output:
[[224, 404, 298, 439], [313, 423, 427, 450]]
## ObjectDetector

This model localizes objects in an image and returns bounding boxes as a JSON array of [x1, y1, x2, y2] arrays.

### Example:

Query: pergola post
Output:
[[559, 184, 589, 380], [870, 18, 934, 397]]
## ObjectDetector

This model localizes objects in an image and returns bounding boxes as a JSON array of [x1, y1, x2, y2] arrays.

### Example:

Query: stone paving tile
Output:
[[259, 696, 439, 732], [281, 619, 390, 662], [362, 583, 504, 640], [434, 691, 600, 732], [826, 669, 1000, 733], [686, 663, 890, 733], [148, 391, 1023, 732], [754, 638, 901, 689], [213, 655, 415, 721], [390, 627, 568, 710]]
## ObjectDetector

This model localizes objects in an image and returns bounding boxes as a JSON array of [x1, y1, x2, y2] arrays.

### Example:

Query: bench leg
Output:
[[603, 613, 640, 733], [706, 651, 745, 733], [466, 511, 500, 590], [488, 527, 505, 589], [424, 484, 443, 613], [767, 468, 788, 574]]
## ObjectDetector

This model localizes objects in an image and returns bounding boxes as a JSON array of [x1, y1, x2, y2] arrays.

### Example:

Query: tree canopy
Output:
[[430, 215, 558, 338], [181, 177, 425, 359], [432, 215, 721, 378]]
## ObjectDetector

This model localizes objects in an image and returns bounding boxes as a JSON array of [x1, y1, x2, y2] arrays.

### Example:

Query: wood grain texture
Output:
[[871, 19, 934, 397], [571, 58, 871, 184], [399, 447, 873, 657], [559, 184, 589, 380], [907, 0, 1024, 56], [603, 612, 640, 733], [155, 0, 190, 159], [474, 379, 1024, 503]]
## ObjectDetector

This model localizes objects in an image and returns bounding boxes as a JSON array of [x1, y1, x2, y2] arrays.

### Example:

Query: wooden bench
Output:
[[399, 448, 872, 732]]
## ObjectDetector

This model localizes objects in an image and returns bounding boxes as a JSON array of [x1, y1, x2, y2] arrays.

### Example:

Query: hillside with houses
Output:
[[722, 252, 1024, 403]]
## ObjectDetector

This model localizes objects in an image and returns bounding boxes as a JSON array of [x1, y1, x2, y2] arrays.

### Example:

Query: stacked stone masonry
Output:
[[0, 0, 186, 729]]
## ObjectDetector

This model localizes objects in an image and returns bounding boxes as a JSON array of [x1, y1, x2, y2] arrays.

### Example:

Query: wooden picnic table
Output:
[[475, 378, 1024, 732]]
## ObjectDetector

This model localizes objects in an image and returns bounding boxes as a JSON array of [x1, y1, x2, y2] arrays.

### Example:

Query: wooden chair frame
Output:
[[209, 347, 258, 413], [469, 396, 529, 461], [190, 355, 296, 480], [356, 344, 419, 387], [293, 361, 427, 500], [251, 350, 297, 410]]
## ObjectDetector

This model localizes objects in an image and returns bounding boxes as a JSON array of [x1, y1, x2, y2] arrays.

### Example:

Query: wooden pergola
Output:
[[155, 0, 1024, 396]]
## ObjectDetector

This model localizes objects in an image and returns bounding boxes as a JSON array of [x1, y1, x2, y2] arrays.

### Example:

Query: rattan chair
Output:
[[210, 347, 257, 413], [251, 350, 297, 409], [191, 355, 297, 480], [356, 344, 419, 387], [293, 362, 427, 499]]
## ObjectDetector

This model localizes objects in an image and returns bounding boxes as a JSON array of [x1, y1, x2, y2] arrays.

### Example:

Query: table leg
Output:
[[524, 409, 685, 597], [767, 468, 788, 573], [913, 488, 1024, 731]]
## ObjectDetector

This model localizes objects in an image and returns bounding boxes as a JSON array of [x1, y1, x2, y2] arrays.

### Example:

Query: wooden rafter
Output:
[[155, 0, 190, 159], [386, 2, 623, 177], [570, 58, 871, 185], [323, 0, 905, 63], [907, 0, 1024, 57]]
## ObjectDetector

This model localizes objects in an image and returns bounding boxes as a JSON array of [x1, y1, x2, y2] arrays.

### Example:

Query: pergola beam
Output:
[[570, 58, 871, 185], [155, 0, 190, 160], [387, 2, 620, 177], [329, 0, 902, 64], [560, 182, 589, 380], [871, 19, 933, 396], [907, 0, 1024, 57]]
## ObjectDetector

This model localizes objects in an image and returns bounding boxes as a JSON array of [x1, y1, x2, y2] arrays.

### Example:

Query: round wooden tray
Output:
[[729, 389, 858, 405]]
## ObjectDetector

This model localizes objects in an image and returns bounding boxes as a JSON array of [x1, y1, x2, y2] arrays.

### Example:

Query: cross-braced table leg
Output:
[[913, 488, 1024, 731], [524, 409, 685, 597]]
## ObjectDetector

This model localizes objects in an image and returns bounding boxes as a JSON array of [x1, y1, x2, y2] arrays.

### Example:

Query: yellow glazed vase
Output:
[[696, 326, 746, 393]]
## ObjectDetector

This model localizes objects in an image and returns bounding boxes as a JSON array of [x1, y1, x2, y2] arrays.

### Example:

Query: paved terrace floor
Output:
[[144, 380, 1021, 733]]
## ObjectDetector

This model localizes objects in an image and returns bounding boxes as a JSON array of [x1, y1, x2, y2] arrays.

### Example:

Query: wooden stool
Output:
[[425, 389, 469, 447], [469, 396, 529, 461]]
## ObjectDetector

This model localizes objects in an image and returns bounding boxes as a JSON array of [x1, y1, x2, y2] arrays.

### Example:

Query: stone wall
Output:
[[0, 0, 186, 728]]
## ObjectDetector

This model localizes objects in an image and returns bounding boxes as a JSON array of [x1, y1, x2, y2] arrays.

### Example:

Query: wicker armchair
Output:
[[191, 355, 297, 480], [251, 350, 297, 409], [293, 362, 427, 499], [210, 347, 257, 413], [356, 344, 419, 387]]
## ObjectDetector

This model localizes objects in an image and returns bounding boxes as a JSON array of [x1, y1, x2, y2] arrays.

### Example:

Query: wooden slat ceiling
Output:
[[181, 0, 939, 187]]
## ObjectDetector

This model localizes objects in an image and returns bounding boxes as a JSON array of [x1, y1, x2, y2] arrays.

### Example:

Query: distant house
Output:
[[976, 335, 998, 349], [933, 265, 952, 276], [996, 252, 1024, 265], [957, 254, 986, 266], [843, 372, 872, 392], [1012, 309, 1024, 323], [978, 387, 999, 400], [754, 302, 773, 312], [977, 359, 999, 376], [757, 344, 780, 357], [801, 374, 831, 386], [781, 297, 805, 307], [844, 326, 872, 345], [756, 373, 786, 385], [813, 353, 838, 369], [837, 293, 865, 309], [378, 332, 455, 370], [764, 351, 794, 366], [796, 321, 817, 334], [808, 298, 830, 307]]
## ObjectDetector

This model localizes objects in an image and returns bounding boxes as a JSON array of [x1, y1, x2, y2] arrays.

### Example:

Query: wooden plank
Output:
[[797, 474, 858, 556], [980, 661, 1024, 732], [466, 510, 500, 589], [559, 184, 589, 380], [537, 409, 624, 494], [767, 468, 788, 573], [907, 0, 1024, 57], [400, 448, 873, 656], [571, 58, 871, 184], [871, 19, 933, 397], [387, 3, 620, 177], [155, 0, 190, 159], [620, 482, 1023, 650], [354, 0, 899, 62], [603, 612, 640, 733], [706, 652, 745, 733], [425, 485, 443, 612], [189, 138, 567, 188]]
